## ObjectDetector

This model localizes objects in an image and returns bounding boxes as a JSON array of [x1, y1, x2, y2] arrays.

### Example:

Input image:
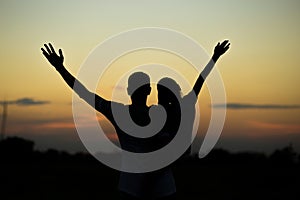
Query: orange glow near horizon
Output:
[[1, 0, 300, 152]]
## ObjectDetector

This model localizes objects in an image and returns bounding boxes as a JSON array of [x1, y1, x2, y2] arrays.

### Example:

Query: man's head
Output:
[[127, 72, 151, 101]]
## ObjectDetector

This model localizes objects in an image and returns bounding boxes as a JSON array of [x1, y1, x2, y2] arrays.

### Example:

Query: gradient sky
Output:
[[0, 0, 300, 153]]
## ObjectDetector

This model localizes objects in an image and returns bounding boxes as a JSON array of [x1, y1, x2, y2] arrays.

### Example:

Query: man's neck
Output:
[[131, 101, 147, 107], [131, 98, 147, 107]]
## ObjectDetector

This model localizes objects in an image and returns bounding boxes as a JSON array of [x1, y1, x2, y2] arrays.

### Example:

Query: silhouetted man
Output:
[[41, 43, 176, 200]]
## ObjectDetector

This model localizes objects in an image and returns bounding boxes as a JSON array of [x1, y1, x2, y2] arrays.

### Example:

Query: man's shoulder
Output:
[[182, 91, 197, 105]]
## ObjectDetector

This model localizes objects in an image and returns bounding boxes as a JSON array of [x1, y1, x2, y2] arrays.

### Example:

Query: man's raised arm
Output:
[[192, 40, 230, 97], [41, 43, 107, 110]]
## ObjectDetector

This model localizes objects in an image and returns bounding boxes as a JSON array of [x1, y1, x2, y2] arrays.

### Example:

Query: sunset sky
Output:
[[0, 0, 300, 154]]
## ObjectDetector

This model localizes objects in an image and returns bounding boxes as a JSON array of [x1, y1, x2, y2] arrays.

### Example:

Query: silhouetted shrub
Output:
[[0, 137, 34, 162], [270, 144, 298, 165]]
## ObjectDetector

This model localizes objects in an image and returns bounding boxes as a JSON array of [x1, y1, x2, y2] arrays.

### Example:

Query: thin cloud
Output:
[[247, 120, 300, 134], [0, 98, 50, 106], [36, 122, 75, 129], [213, 103, 300, 110]]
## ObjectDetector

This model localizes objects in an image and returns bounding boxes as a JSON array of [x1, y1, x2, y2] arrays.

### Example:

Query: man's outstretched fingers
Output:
[[48, 43, 56, 54], [44, 44, 51, 54], [41, 48, 50, 58], [221, 41, 227, 47], [59, 49, 64, 59], [226, 43, 230, 49], [41, 48, 47, 55]]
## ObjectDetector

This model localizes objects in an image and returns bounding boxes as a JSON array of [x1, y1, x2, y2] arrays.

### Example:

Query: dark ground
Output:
[[0, 137, 299, 200]]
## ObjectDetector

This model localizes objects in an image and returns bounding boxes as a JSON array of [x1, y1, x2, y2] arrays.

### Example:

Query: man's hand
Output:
[[41, 43, 64, 70], [213, 40, 230, 59]]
